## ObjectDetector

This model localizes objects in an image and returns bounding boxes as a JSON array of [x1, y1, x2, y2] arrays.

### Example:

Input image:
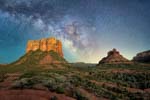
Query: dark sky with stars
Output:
[[0, 0, 150, 63]]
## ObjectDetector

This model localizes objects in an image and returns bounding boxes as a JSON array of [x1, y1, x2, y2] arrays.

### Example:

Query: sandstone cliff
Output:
[[133, 50, 150, 63], [99, 48, 130, 64], [26, 37, 63, 57], [12, 37, 67, 66]]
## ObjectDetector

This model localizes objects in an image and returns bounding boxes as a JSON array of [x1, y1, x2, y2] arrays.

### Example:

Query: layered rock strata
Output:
[[26, 37, 63, 57]]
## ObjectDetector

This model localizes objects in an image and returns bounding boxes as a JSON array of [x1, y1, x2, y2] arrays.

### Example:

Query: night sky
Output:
[[0, 0, 150, 63]]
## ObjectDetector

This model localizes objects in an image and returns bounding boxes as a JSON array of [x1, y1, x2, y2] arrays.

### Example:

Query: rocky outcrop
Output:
[[26, 37, 63, 57], [133, 50, 150, 63], [12, 37, 67, 66], [99, 48, 130, 64]]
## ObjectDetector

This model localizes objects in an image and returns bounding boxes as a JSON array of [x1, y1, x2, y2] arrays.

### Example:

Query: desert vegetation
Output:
[[0, 63, 150, 100]]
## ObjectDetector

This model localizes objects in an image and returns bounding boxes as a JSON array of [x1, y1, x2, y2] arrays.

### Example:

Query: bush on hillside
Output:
[[0, 70, 6, 82], [12, 78, 35, 89]]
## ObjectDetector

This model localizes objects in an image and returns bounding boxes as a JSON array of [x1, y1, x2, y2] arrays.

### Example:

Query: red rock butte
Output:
[[99, 48, 130, 64], [26, 37, 63, 57]]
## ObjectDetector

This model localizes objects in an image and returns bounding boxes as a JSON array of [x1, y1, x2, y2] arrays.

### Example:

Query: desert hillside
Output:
[[0, 37, 150, 100]]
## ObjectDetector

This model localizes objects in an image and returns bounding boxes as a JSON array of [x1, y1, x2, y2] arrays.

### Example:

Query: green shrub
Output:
[[41, 78, 57, 91], [0, 70, 6, 82], [20, 71, 37, 78], [12, 78, 35, 89], [55, 75, 66, 83], [55, 87, 65, 94], [74, 91, 88, 100]]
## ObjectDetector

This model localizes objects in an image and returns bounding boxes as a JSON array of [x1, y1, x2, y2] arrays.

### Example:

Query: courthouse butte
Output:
[[26, 37, 63, 57]]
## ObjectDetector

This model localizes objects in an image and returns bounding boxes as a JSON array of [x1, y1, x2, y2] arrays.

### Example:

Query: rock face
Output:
[[13, 37, 67, 66], [26, 37, 63, 57], [133, 50, 150, 63], [99, 48, 130, 64]]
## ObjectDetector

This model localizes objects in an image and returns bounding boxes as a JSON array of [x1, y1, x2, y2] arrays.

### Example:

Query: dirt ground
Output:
[[0, 89, 75, 100]]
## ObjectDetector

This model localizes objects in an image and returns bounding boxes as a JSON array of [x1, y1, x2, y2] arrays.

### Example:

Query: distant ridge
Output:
[[133, 50, 150, 63]]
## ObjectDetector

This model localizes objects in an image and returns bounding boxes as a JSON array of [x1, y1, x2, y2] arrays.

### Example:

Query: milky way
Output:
[[0, 0, 150, 63]]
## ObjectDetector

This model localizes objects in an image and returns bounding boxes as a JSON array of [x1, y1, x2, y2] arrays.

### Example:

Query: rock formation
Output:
[[133, 50, 150, 63], [26, 37, 63, 57], [14, 50, 67, 65], [13, 37, 67, 65], [99, 48, 130, 64]]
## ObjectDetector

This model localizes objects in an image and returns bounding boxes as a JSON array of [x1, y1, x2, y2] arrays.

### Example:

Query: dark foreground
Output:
[[0, 63, 150, 100]]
